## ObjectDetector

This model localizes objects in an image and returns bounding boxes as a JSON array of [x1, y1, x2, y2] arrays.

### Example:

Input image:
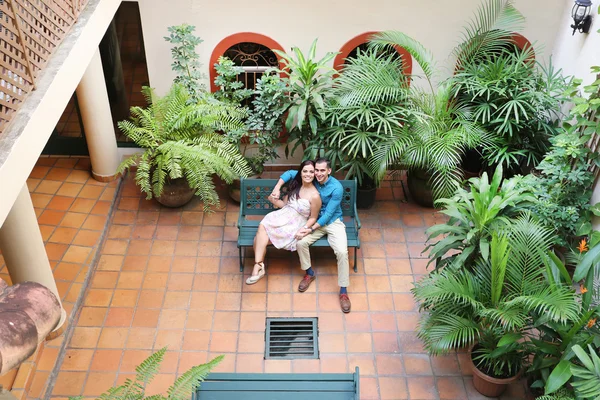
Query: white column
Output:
[[76, 48, 120, 181], [0, 184, 66, 333]]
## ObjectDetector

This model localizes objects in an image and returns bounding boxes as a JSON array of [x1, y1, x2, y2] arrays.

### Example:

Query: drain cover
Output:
[[265, 317, 318, 359]]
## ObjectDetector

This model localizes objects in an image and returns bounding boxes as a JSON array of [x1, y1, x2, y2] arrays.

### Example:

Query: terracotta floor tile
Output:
[[344, 312, 371, 332], [47, 195, 75, 211], [373, 332, 400, 353], [62, 245, 92, 263], [376, 354, 404, 375], [39, 209, 65, 225], [103, 239, 129, 255], [83, 372, 117, 396], [35, 179, 62, 194], [123, 255, 149, 271], [155, 225, 179, 240], [347, 333, 373, 353], [77, 307, 107, 326], [292, 359, 320, 373], [90, 271, 119, 289], [61, 349, 94, 371], [30, 165, 50, 179], [37, 347, 60, 371], [178, 225, 202, 240], [182, 330, 211, 351], [239, 312, 266, 332], [53, 261, 82, 281], [431, 354, 461, 376], [138, 290, 165, 308], [52, 371, 86, 396], [178, 351, 209, 374], [404, 354, 433, 375], [198, 242, 222, 257], [83, 289, 113, 307], [397, 312, 420, 332], [172, 256, 196, 273], [105, 307, 135, 327], [235, 353, 264, 373], [359, 376, 380, 399], [28, 370, 50, 398], [318, 312, 344, 332], [394, 293, 417, 311], [407, 376, 438, 399], [120, 350, 152, 372], [118, 197, 140, 211], [132, 224, 156, 239], [237, 332, 264, 354], [117, 271, 144, 289], [366, 275, 392, 292], [73, 229, 102, 247], [348, 353, 376, 376], [127, 239, 152, 255], [56, 182, 84, 197], [364, 258, 389, 275], [154, 329, 183, 349], [159, 309, 188, 329], [438, 376, 468, 399], [125, 327, 156, 349], [79, 184, 105, 199], [83, 214, 108, 230], [91, 200, 111, 215], [132, 308, 160, 327], [136, 211, 160, 225], [69, 198, 95, 213], [390, 275, 414, 293], [162, 291, 189, 309], [264, 359, 291, 373], [65, 169, 90, 183], [384, 242, 409, 258], [379, 376, 409, 399], [108, 224, 133, 239], [320, 354, 348, 373], [110, 289, 138, 307], [267, 293, 291, 312], [371, 313, 397, 331], [210, 331, 238, 352], [388, 258, 413, 274], [158, 351, 180, 373]]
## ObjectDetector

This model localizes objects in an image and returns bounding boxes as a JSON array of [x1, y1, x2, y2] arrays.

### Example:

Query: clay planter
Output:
[[468, 346, 522, 397], [228, 174, 261, 203], [407, 169, 434, 208], [156, 178, 195, 208]]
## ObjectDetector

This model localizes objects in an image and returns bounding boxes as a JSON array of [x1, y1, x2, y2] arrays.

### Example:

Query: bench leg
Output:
[[354, 247, 358, 273], [239, 247, 244, 272]]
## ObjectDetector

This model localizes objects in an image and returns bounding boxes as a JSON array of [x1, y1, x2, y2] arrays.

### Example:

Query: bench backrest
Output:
[[240, 178, 357, 217], [194, 368, 360, 399]]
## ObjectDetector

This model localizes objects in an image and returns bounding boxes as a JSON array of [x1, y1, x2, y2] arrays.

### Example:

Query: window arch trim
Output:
[[209, 32, 286, 93], [333, 32, 413, 79]]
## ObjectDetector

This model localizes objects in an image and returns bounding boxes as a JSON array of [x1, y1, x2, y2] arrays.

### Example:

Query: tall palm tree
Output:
[[366, 0, 526, 202]]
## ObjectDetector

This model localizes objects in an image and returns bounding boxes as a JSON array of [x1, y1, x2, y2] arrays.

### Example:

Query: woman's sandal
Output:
[[246, 261, 265, 285]]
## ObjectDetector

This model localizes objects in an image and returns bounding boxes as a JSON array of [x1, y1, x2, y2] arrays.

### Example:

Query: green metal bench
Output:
[[237, 178, 361, 272], [194, 367, 360, 399]]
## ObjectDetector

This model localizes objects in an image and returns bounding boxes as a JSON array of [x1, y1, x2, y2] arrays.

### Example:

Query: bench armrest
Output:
[[353, 202, 361, 231]]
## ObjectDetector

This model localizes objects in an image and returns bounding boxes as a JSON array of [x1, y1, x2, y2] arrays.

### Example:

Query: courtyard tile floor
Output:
[[1, 157, 529, 399]]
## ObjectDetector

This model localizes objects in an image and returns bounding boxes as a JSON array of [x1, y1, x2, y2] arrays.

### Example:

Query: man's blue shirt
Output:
[[280, 170, 343, 227]]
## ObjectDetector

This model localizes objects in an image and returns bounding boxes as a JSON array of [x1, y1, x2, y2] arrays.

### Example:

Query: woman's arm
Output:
[[304, 193, 322, 230], [268, 193, 288, 209]]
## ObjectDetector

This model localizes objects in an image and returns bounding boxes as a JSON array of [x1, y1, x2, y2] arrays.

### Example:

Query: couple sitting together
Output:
[[246, 157, 352, 313]]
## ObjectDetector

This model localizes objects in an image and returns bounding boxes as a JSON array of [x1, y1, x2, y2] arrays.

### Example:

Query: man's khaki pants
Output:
[[296, 219, 349, 287]]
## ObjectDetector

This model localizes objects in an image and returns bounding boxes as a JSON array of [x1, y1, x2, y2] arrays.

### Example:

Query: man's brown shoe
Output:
[[339, 294, 351, 313], [298, 274, 315, 292]]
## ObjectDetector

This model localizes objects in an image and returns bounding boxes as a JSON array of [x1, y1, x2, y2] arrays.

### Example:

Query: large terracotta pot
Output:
[[228, 174, 261, 203], [156, 178, 195, 208], [468, 346, 522, 397], [407, 169, 434, 208]]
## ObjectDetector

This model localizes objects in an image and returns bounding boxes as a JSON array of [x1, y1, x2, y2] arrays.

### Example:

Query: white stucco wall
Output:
[[137, 0, 567, 96]]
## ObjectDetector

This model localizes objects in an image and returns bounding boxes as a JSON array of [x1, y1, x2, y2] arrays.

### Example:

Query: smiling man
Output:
[[271, 157, 351, 313]]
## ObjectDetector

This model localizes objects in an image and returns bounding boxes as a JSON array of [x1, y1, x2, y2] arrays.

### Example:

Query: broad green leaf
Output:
[[545, 360, 572, 395]]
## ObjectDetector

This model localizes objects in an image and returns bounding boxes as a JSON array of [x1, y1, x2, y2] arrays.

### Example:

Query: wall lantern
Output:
[[571, 0, 593, 35]]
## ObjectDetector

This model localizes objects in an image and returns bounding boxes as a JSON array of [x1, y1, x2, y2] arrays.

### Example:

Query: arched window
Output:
[[333, 32, 412, 78], [210, 33, 285, 103]]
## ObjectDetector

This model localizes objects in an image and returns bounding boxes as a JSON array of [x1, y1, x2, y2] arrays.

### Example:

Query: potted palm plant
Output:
[[307, 48, 409, 209], [367, 0, 530, 206], [117, 84, 251, 209], [413, 215, 579, 397]]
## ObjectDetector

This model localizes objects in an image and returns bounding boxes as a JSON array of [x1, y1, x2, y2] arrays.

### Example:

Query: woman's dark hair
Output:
[[287, 160, 315, 200]]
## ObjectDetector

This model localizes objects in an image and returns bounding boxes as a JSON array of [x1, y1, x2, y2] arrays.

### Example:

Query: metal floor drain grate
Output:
[[265, 317, 318, 359]]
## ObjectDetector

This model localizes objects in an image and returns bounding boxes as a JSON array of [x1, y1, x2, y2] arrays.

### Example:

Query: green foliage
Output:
[[413, 215, 579, 378], [526, 240, 600, 398], [69, 348, 223, 400], [274, 39, 337, 156], [535, 388, 576, 400], [117, 85, 251, 210], [451, 0, 525, 67], [309, 48, 409, 186], [164, 24, 206, 102], [368, 82, 492, 199], [425, 166, 535, 270], [524, 73, 600, 249], [213, 56, 253, 104], [453, 50, 569, 172], [570, 344, 600, 399]]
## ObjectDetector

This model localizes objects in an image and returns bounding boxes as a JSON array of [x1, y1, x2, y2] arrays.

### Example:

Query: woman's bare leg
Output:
[[252, 225, 270, 276]]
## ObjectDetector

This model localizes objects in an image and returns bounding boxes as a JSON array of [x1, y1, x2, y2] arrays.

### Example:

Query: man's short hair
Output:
[[314, 157, 331, 169]]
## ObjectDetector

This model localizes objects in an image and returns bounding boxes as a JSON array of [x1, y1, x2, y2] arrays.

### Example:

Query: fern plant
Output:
[[117, 84, 251, 210], [69, 348, 223, 400]]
